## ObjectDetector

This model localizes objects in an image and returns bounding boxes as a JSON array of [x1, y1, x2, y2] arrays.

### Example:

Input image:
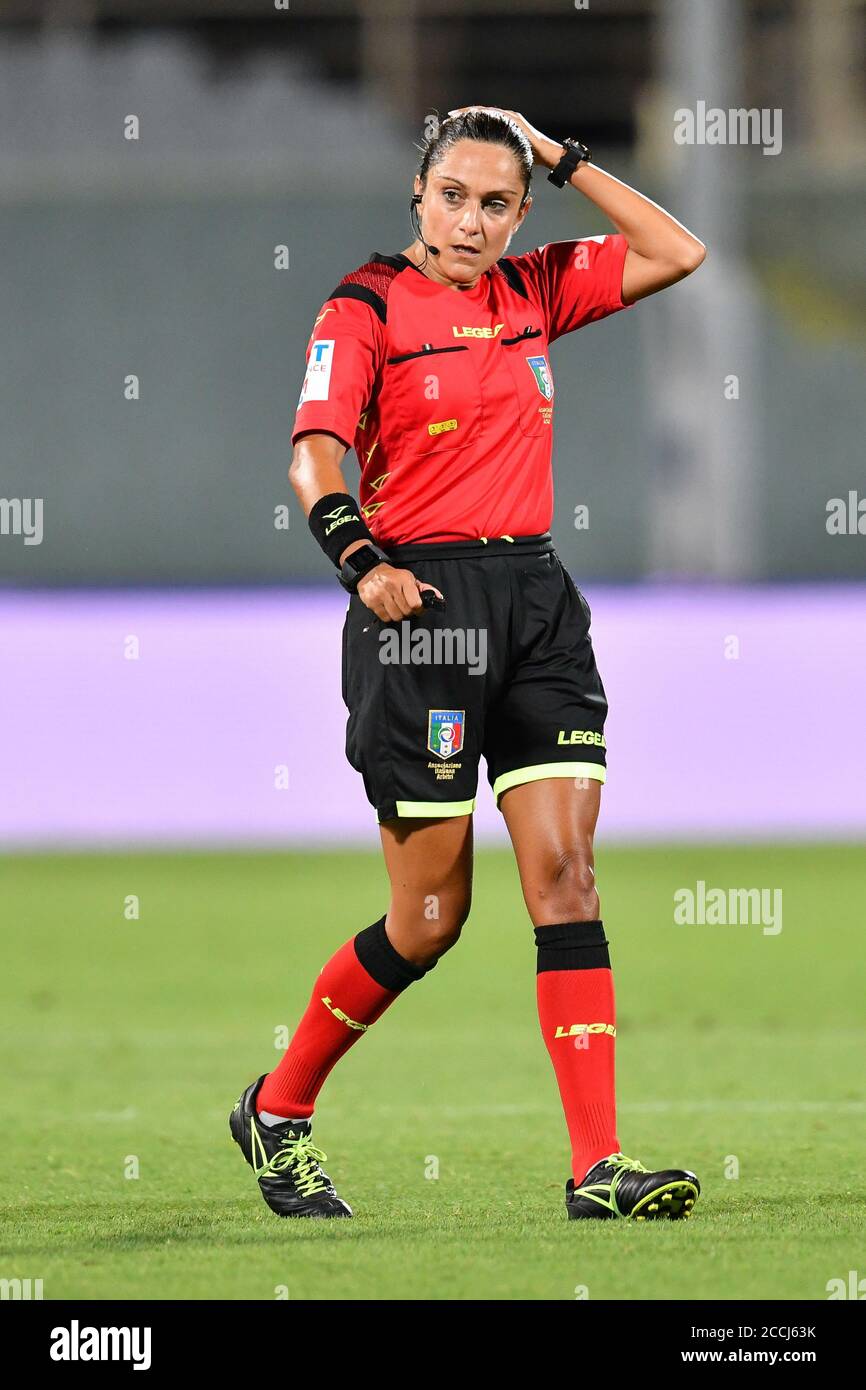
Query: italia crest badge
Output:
[[526, 354, 554, 401], [427, 710, 464, 760]]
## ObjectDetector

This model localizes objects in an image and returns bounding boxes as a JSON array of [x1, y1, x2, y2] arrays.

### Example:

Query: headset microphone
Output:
[[409, 194, 440, 260]]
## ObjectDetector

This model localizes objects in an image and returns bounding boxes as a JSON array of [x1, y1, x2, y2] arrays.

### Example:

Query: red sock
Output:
[[256, 916, 431, 1119], [535, 919, 620, 1183]]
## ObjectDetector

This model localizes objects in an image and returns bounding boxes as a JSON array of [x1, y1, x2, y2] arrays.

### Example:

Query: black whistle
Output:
[[419, 589, 446, 612]]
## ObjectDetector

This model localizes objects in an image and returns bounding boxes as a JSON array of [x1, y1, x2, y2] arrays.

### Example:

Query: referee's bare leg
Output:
[[498, 776, 601, 924], [379, 815, 474, 968]]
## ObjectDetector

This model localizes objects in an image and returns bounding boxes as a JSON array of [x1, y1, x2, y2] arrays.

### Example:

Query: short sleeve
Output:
[[291, 295, 385, 450], [510, 232, 632, 344]]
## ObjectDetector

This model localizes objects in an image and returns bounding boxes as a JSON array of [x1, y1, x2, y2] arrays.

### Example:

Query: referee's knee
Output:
[[387, 892, 471, 964], [529, 848, 599, 924]]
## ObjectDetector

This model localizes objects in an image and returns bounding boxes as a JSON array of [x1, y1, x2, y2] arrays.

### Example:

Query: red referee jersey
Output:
[[291, 234, 632, 544]]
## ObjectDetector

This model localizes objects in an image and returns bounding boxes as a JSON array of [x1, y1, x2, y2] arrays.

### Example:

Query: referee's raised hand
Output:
[[356, 563, 443, 623]]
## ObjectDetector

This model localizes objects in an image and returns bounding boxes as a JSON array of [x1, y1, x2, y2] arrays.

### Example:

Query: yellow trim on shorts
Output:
[[493, 762, 606, 803], [391, 798, 476, 818]]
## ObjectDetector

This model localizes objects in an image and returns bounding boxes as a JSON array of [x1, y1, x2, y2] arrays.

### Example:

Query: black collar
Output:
[[369, 251, 423, 274], [367, 249, 527, 299]]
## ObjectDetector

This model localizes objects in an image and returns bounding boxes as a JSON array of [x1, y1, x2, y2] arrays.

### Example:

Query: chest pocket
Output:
[[500, 326, 553, 437], [385, 342, 484, 455]]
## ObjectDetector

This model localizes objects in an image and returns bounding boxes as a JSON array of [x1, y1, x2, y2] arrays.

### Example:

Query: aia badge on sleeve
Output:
[[526, 354, 554, 400], [428, 710, 465, 760]]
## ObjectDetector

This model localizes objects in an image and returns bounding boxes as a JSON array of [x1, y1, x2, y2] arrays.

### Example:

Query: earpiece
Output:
[[407, 194, 440, 260]]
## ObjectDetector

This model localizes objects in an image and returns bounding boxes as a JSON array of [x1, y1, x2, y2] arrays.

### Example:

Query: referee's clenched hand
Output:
[[356, 563, 443, 623]]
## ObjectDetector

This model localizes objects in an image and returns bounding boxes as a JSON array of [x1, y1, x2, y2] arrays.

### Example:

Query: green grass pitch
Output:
[[2, 843, 864, 1301]]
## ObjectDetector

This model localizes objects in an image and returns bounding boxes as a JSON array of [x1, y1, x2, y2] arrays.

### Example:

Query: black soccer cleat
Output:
[[229, 1074, 352, 1218], [565, 1151, 700, 1220]]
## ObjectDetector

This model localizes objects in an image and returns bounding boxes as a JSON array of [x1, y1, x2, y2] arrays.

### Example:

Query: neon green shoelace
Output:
[[579, 1153, 651, 1215], [259, 1134, 330, 1196], [604, 1152, 651, 1177]]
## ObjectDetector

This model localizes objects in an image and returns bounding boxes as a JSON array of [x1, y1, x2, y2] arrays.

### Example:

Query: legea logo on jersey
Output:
[[298, 339, 335, 405], [526, 354, 554, 400], [452, 324, 505, 338], [427, 710, 464, 760]]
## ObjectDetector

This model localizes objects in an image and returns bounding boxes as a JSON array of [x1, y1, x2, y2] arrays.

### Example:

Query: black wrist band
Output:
[[308, 492, 375, 568], [547, 137, 592, 188]]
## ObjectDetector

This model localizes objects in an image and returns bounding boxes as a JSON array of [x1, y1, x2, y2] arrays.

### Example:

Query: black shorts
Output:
[[341, 533, 608, 822]]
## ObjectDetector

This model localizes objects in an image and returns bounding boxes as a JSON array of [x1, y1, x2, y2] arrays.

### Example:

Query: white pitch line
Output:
[[364, 1100, 866, 1117], [622, 1100, 866, 1114], [91, 1100, 866, 1121]]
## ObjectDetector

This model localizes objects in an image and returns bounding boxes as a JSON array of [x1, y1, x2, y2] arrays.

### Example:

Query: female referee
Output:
[[230, 107, 706, 1221]]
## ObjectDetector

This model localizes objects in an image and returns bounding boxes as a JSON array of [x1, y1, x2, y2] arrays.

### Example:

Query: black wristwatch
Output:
[[339, 542, 390, 592], [547, 137, 592, 187]]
